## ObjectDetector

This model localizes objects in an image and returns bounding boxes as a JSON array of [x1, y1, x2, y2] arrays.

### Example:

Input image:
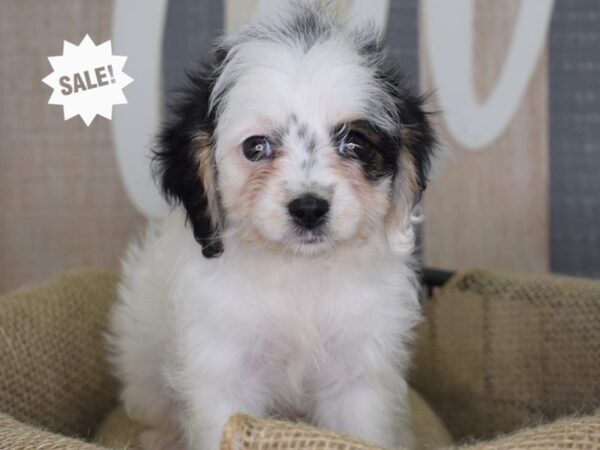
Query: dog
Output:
[[108, 2, 436, 449]]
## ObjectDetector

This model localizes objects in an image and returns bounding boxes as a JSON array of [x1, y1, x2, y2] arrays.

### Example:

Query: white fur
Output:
[[108, 4, 425, 450], [109, 211, 420, 450]]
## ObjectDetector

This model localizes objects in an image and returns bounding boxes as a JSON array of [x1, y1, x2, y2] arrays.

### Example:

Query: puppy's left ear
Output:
[[153, 47, 228, 258], [385, 93, 436, 253]]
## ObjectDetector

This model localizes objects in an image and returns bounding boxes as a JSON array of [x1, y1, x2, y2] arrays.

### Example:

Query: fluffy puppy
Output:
[[108, 2, 435, 449]]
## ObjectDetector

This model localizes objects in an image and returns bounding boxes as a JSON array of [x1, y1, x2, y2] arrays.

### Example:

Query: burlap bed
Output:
[[0, 269, 599, 449]]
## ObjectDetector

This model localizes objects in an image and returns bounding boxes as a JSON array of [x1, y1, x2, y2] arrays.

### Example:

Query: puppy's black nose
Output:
[[288, 194, 329, 229]]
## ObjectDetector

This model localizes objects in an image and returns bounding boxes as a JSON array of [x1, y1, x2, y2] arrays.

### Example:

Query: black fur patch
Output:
[[366, 40, 436, 199], [332, 120, 399, 182], [285, 2, 332, 50], [242, 1, 333, 51], [396, 92, 436, 199], [152, 46, 228, 258]]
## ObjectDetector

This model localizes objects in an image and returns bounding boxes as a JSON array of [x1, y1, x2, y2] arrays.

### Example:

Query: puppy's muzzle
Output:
[[288, 194, 329, 230]]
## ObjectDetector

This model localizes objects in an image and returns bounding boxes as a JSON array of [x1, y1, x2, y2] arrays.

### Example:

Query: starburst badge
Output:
[[42, 35, 133, 126]]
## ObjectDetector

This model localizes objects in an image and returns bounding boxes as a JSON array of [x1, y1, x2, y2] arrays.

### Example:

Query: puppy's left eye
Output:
[[338, 131, 370, 159], [242, 136, 273, 162]]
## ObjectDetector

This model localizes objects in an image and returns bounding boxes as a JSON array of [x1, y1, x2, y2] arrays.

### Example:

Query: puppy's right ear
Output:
[[153, 46, 229, 258]]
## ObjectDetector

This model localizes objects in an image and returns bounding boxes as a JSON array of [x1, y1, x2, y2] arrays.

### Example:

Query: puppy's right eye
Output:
[[242, 136, 273, 162]]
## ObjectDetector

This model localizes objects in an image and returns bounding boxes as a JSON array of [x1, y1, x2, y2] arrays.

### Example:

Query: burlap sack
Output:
[[220, 414, 391, 450], [0, 412, 110, 450], [410, 269, 600, 441], [0, 270, 119, 441], [220, 413, 600, 450], [455, 415, 600, 449], [1, 268, 599, 449]]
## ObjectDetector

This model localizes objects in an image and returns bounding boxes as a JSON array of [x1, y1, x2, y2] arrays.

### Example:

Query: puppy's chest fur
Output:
[[170, 235, 416, 414]]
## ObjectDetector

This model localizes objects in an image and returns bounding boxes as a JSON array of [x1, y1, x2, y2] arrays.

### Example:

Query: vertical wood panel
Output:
[[422, 0, 550, 273], [549, 1, 600, 278], [0, 0, 143, 293]]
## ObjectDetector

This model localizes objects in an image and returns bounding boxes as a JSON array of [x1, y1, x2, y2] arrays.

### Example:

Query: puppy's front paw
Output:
[[139, 428, 183, 450]]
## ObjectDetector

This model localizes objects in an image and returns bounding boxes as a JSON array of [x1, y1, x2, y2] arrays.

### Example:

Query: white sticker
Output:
[[42, 35, 134, 126]]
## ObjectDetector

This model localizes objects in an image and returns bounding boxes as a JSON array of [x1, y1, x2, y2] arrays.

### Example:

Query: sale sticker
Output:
[[42, 35, 133, 126]]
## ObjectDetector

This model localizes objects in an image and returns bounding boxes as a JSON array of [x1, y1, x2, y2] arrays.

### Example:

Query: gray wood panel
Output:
[[550, 1, 600, 278], [163, 0, 224, 120], [385, 0, 419, 88]]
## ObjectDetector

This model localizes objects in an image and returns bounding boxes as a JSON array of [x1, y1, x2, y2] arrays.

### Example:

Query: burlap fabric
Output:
[[410, 269, 600, 441], [0, 413, 110, 450], [221, 414, 600, 450], [0, 269, 599, 449], [456, 416, 600, 449], [220, 414, 391, 450], [0, 270, 119, 445]]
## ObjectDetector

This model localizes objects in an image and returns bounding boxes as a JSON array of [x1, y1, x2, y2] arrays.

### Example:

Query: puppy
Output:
[[108, 2, 435, 449]]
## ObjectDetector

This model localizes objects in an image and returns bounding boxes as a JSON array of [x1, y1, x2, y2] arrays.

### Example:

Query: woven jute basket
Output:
[[0, 269, 599, 449]]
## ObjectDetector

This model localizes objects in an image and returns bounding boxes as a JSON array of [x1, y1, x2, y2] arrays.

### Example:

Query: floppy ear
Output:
[[385, 93, 436, 253], [153, 47, 228, 258]]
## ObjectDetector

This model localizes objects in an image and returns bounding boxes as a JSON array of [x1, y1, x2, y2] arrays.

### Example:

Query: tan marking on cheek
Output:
[[267, 210, 280, 222], [331, 157, 367, 192], [329, 155, 390, 242], [239, 231, 263, 244], [331, 156, 389, 213], [399, 150, 420, 199], [339, 207, 353, 217], [230, 160, 280, 217], [193, 132, 221, 228], [386, 147, 420, 235]]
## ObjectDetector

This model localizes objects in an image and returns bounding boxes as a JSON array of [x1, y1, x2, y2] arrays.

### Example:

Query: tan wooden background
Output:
[[0, 1, 143, 294], [422, 0, 550, 274]]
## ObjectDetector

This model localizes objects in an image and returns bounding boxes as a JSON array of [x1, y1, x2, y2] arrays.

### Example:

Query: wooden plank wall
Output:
[[0, 0, 143, 294], [422, 0, 550, 273], [3, 1, 586, 292]]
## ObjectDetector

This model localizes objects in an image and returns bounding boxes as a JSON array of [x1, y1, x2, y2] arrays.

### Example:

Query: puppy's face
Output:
[[156, 5, 435, 257], [215, 38, 400, 254]]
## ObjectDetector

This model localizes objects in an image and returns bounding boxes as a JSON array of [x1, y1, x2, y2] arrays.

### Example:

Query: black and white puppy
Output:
[[109, 2, 435, 449]]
